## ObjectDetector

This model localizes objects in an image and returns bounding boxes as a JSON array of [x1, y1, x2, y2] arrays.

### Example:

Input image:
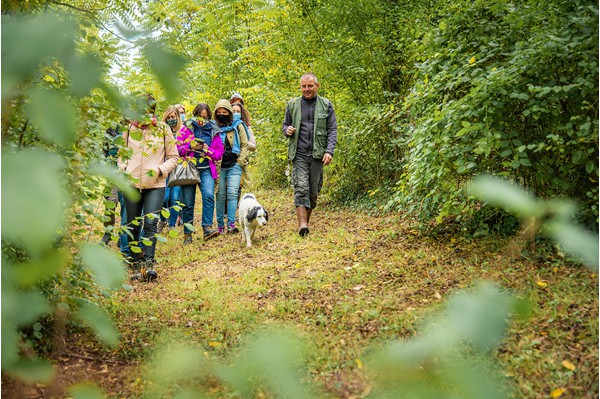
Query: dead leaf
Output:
[[550, 388, 565, 398], [353, 285, 364, 291], [434, 292, 442, 300], [562, 360, 576, 371]]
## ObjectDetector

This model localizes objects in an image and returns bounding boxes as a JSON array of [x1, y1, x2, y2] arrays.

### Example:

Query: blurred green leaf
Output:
[[546, 221, 599, 271], [470, 175, 540, 218], [88, 161, 140, 202], [2, 149, 67, 257], [66, 53, 104, 97], [143, 42, 187, 103], [25, 87, 78, 146], [80, 243, 127, 290], [1, 13, 76, 100], [2, 284, 51, 328], [69, 383, 106, 399], [12, 250, 66, 287], [8, 358, 55, 383], [76, 302, 119, 347], [161, 209, 170, 218]]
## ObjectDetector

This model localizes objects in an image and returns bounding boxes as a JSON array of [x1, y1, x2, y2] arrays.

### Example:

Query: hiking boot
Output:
[[203, 226, 219, 240], [183, 233, 193, 245], [157, 220, 168, 234], [218, 226, 225, 234], [228, 222, 239, 234], [142, 268, 158, 282]]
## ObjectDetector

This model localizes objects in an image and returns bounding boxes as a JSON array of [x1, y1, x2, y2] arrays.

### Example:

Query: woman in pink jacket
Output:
[[177, 103, 224, 244], [118, 94, 179, 279]]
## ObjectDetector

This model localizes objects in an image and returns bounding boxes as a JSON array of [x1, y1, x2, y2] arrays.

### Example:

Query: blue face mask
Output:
[[233, 113, 242, 121], [180, 113, 186, 121]]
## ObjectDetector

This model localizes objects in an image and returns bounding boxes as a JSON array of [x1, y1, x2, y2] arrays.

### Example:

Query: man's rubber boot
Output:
[[296, 206, 309, 237]]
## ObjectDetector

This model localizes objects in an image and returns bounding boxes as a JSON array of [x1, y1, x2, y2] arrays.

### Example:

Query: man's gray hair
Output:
[[300, 73, 318, 84]]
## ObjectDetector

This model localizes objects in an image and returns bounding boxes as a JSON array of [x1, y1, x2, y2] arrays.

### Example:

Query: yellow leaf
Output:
[[562, 360, 576, 371], [469, 56, 476, 64], [550, 388, 565, 398], [208, 341, 222, 347], [536, 280, 548, 288], [320, 283, 332, 289], [356, 358, 363, 370]]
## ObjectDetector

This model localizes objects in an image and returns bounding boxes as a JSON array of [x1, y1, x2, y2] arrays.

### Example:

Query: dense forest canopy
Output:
[[1, 0, 598, 394], [2, 0, 598, 230]]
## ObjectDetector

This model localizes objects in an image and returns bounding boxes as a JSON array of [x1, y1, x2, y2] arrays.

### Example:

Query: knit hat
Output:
[[214, 99, 233, 114], [230, 92, 244, 104]]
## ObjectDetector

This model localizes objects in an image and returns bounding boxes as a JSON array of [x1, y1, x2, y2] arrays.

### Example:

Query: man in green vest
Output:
[[283, 73, 338, 236]]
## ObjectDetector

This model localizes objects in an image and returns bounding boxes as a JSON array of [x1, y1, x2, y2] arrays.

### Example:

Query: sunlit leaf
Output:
[[561, 360, 576, 371], [12, 250, 66, 287], [551, 388, 566, 398], [161, 209, 171, 218]]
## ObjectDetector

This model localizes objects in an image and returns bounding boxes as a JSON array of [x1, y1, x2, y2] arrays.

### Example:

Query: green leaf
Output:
[[25, 87, 78, 146], [546, 221, 599, 271], [470, 175, 540, 218], [142, 239, 153, 246], [69, 383, 107, 399], [12, 250, 66, 287], [184, 223, 195, 232], [80, 243, 127, 290], [168, 229, 180, 238], [143, 42, 187, 103], [161, 209, 171, 218], [155, 234, 168, 243], [65, 53, 103, 96], [130, 246, 142, 254], [8, 358, 55, 383], [76, 302, 119, 347], [2, 149, 67, 257]]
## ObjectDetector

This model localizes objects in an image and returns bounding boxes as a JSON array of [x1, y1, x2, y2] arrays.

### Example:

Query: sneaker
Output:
[[218, 226, 225, 234], [183, 233, 193, 245], [203, 226, 219, 240], [228, 222, 239, 234], [157, 220, 168, 234]]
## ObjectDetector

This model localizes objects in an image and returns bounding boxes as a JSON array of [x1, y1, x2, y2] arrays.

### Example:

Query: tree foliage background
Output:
[[1, 0, 598, 394]]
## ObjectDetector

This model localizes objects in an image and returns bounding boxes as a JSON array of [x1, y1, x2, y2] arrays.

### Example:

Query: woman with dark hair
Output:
[[177, 103, 224, 244], [214, 99, 250, 234], [118, 94, 179, 280]]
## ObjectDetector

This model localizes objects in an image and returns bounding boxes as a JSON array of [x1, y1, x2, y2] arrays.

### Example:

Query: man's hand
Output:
[[322, 153, 333, 166], [285, 126, 297, 137]]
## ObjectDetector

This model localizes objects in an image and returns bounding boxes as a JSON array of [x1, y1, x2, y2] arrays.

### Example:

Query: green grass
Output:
[[70, 188, 598, 398]]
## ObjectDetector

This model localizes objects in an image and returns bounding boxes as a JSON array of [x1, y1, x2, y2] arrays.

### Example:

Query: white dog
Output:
[[238, 193, 269, 248]]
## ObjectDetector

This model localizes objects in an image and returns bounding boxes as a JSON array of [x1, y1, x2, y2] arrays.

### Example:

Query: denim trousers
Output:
[[161, 184, 182, 227], [117, 191, 130, 258], [123, 187, 164, 262], [180, 168, 215, 234], [292, 154, 323, 209], [216, 163, 242, 227]]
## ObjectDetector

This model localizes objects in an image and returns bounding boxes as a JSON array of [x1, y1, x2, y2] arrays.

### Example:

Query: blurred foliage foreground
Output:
[[1, 10, 598, 399]]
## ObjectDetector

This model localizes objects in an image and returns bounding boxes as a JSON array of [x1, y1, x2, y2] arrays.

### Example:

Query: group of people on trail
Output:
[[102, 73, 337, 281]]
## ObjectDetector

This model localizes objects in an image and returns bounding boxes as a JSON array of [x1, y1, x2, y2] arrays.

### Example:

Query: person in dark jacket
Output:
[[282, 73, 338, 237]]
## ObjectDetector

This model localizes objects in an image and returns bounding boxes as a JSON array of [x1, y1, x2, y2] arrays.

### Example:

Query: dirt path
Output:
[[4, 188, 598, 399]]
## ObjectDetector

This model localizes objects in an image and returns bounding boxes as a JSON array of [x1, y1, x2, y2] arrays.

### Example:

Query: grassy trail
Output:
[[38, 188, 599, 398]]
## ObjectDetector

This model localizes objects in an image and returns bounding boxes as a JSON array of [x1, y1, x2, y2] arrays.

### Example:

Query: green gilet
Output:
[[287, 95, 331, 161]]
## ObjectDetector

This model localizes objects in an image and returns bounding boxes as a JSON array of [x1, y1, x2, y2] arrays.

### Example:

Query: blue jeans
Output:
[[161, 184, 182, 227], [181, 168, 216, 234], [123, 187, 165, 262], [216, 163, 242, 227], [117, 191, 130, 258]]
